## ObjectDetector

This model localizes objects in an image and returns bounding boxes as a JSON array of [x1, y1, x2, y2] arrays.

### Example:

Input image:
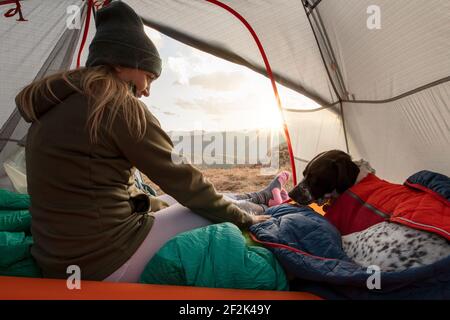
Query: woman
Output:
[[15, 2, 273, 282]]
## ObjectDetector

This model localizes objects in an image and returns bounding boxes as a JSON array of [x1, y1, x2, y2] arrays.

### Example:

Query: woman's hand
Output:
[[249, 214, 271, 225]]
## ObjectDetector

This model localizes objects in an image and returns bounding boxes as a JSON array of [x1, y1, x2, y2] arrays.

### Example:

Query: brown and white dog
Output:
[[287, 150, 450, 272]]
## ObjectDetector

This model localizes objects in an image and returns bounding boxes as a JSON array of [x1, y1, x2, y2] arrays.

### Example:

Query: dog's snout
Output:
[[288, 182, 314, 205]]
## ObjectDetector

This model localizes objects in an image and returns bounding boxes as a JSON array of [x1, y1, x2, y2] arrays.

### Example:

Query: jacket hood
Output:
[[16, 76, 79, 123]]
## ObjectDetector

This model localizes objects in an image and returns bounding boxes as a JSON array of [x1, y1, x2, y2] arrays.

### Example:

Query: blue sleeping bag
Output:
[[249, 173, 450, 300]]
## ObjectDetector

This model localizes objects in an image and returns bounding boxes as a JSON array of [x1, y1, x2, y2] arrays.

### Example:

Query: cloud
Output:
[[176, 98, 242, 115], [148, 104, 176, 116], [175, 99, 198, 111], [168, 56, 190, 85], [167, 45, 245, 87], [188, 72, 246, 91], [144, 27, 163, 49]]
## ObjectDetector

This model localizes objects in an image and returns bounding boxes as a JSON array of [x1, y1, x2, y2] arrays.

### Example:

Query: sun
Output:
[[254, 99, 284, 131]]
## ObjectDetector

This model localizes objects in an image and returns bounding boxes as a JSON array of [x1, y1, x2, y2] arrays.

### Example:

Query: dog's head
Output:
[[288, 150, 360, 205]]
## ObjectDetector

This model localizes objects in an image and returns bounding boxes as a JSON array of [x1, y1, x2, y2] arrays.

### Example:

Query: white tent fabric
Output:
[[128, 0, 338, 107], [125, 0, 450, 182], [344, 81, 450, 182], [0, 0, 449, 191], [0, 0, 85, 190], [317, 0, 450, 101], [284, 106, 347, 177]]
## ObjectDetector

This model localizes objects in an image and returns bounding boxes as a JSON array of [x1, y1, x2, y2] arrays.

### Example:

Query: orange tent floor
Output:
[[0, 276, 321, 300], [0, 205, 326, 300]]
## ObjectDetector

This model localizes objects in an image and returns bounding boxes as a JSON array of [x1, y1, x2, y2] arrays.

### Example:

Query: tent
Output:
[[0, 0, 448, 299], [1, 0, 449, 190]]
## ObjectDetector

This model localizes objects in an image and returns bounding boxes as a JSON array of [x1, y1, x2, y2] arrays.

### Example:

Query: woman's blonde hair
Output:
[[17, 65, 147, 143]]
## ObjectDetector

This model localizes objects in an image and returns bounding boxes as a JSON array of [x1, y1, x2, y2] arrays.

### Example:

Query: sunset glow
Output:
[[143, 27, 320, 132]]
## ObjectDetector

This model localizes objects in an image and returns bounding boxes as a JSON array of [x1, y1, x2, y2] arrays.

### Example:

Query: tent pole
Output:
[[300, 0, 342, 101], [339, 101, 350, 154], [301, 0, 351, 156], [206, 0, 298, 184]]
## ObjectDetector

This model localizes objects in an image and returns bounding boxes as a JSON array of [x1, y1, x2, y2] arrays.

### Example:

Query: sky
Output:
[[142, 27, 320, 132]]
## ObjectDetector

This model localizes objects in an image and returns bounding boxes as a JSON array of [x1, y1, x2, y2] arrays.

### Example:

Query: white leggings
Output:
[[103, 194, 212, 283]]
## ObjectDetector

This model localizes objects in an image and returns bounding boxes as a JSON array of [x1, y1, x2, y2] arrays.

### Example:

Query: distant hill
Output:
[[166, 129, 287, 168], [144, 130, 292, 194], [144, 140, 293, 195]]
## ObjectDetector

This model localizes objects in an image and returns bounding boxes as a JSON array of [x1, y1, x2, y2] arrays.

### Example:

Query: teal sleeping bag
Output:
[[0, 189, 30, 210], [0, 189, 31, 232], [140, 222, 289, 291], [0, 189, 41, 277], [0, 210, 31, 233], [0, 231, 41, 277]]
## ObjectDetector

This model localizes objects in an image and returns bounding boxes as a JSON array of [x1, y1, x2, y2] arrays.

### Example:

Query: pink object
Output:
[[280, 189, 289, 200], [267, 171, 290, 207], [268, 188, 282, 207]]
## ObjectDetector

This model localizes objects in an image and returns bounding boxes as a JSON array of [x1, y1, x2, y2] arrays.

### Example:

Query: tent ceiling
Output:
[[125, 0, 338, 107], [128, 0, 450, 105], [127, 0, 449, 180], [317, 0, 450, 102]]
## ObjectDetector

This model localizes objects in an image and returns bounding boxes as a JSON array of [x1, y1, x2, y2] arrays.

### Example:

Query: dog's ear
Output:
[[335, 158, 360, 193], [303, 151, 326, 177]]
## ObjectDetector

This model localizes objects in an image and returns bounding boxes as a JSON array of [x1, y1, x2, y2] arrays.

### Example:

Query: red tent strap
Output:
[[206, 0, 298, 185], [0, 0, 27, 21], [76, 0, 94, 68], [76, 1, 112, 68]]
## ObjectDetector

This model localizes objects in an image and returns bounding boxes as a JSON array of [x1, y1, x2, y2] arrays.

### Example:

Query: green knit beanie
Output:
[[86, 1, 162, 77]]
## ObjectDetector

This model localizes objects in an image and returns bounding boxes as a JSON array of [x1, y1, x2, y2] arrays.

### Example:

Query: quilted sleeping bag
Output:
[[325, 170, 450, 238], [0, 189, 41, 277], [139, 222, 289, 291], [249, 170, 450, 299]]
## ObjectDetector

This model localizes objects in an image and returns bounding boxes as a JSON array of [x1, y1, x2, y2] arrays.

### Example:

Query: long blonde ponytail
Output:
[[17, 65, 147, 143]]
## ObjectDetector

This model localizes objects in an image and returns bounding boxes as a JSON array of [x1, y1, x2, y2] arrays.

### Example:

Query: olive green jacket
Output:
[[16, 74, 252, 280]]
